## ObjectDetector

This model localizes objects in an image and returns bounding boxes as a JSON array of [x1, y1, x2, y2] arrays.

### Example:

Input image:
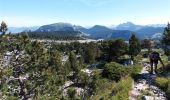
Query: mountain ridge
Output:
[[9, 22, 165, 40]]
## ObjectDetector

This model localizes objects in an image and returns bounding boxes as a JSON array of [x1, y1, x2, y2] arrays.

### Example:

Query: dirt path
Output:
[[129, 62, 167, 100]]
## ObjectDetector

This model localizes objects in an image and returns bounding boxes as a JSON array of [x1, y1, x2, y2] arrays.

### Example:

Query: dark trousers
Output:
[[150, 60, 158, 73]]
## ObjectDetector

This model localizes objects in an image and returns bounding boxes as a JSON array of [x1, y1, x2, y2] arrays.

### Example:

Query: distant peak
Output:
[[49, 22, 73, 26], [120, 22, 135, 26], [126, 22, 134, 24], [92, 25, 108, 28]]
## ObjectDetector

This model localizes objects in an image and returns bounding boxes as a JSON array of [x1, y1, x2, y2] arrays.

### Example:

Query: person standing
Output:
[[149, 51, 164, 74]]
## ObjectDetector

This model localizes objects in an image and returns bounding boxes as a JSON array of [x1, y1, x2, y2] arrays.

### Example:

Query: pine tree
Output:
[[162, 22, 170, 55], [101, 39, 128, 62], [0, 21, 8, 36], [69, 51, 80, 82], [84, 46, 95, 64], [0, 33, 65, 99], [142, 39, 152, 53], [129, 34, 141, 60], [111, 39, 128, 61]]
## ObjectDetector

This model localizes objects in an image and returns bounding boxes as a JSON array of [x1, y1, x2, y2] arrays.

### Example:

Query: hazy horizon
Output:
[[7, 22, 167, 28], [1, 0, 170, 27]]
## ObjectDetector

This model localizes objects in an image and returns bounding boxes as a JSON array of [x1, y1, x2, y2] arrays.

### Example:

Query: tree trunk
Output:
[[18, 78, 27, 100]]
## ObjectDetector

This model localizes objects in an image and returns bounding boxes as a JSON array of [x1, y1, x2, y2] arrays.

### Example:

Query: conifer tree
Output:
[[129, 34, 141, 60], [0, 33, 64, 99], [69, 51, 80, 82], [162, 22, 170, 55], [0, 21, 8, 36]]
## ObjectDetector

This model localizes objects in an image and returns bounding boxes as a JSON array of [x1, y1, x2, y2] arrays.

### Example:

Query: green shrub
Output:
[[102, 62, 126, 81], [155, 77, 170, 99], [90, 76, 133, 100], [131, 64, 142, 74], [112, 77, 133, 100], [67, 88, 76, 99], [92, 62, 141, 99], [155, 77, 169, 90], [166, 83, 170, 99]]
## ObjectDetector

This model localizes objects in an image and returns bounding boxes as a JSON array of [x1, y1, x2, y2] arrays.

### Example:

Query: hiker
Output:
[[149, 51, 164, 74]]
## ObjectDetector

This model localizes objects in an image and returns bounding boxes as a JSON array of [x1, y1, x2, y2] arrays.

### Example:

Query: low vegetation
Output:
[[1, 21, 170, 100], [155, 77, 170, 99], [91, 62, 142, 100]]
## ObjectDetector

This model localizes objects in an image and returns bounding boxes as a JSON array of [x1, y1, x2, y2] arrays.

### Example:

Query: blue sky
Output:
[[0, 0, 170, 27]]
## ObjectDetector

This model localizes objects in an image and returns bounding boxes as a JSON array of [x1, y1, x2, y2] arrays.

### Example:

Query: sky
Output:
[[0, 0, 170, 27]]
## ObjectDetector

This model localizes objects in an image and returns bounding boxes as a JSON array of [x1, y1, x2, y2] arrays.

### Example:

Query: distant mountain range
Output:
[[114, 22, 165, 39], [75, 25, 133, 40], [36, 23, 75, 32], [8, 26, 39, 33], [115, 22, 143, 31], [9, 22, 166, 40]]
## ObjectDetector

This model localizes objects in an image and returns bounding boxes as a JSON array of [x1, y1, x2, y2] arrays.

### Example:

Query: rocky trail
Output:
[[129, 62, 167, 100]]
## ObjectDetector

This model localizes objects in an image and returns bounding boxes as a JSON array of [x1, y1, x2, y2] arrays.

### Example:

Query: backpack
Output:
[[149, 52, 159, 60]]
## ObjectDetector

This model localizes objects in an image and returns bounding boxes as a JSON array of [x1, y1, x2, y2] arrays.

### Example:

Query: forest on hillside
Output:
[[27, 31, 85, 40]]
